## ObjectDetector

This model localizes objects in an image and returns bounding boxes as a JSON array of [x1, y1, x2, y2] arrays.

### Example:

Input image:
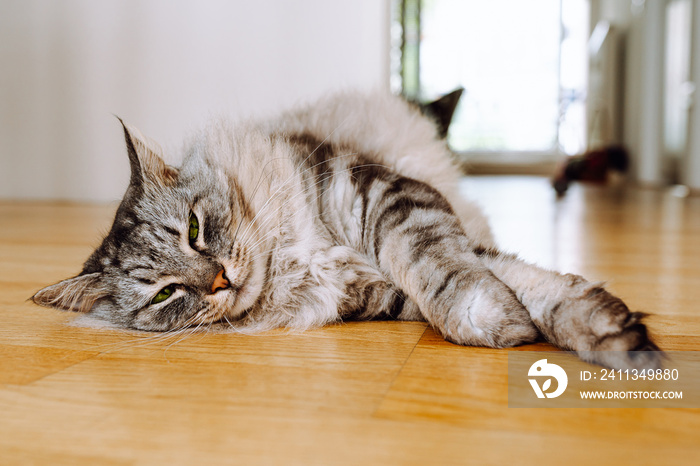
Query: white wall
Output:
[[0, 0, 390, 202], [592, 0, 700, 190], [685, 0, 700, 188]]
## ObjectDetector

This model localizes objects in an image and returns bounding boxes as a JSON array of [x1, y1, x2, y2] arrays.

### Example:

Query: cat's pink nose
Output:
[[211, 269, 230, 293]]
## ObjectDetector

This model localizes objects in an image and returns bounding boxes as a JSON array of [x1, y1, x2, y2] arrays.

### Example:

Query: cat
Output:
[[32, 90, 660, 370]]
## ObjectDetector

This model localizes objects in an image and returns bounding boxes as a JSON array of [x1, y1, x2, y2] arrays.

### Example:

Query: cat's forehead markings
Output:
[[163, 225, 180, 238], [124, 267, 179, 290], [132, 276, 156, 285], [123, 217, 181, 247], [192, 194, 202, 209], [122, 264, 154, 276], [132, 274, 179, 289]]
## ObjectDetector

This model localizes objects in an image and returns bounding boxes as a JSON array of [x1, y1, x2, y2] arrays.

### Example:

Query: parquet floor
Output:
[[1, 176, 699, 465]]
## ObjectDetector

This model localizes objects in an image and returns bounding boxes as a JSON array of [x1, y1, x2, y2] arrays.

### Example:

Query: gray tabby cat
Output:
[[32, 91, 660, 369]]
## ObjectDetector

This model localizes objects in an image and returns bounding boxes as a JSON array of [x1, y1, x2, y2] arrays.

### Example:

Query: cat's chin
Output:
[[224, 257, 266, 319], [229, 275, 260, 317]]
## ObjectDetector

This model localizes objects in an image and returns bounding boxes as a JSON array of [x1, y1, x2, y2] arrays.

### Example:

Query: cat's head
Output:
[[32, 120, 264, 331]]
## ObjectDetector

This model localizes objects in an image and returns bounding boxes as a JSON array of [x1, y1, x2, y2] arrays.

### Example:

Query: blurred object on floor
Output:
[[552, 145, 629, 196]]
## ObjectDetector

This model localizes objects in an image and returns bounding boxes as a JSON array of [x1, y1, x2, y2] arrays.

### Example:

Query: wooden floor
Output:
[[1, 176, 699, 465]]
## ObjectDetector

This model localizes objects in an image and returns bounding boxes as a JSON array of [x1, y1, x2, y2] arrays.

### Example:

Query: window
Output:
[[393, 0, 589, 159]]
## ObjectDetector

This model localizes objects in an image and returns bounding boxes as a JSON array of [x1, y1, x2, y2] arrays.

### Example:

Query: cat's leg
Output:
[[473, 247, 661, 369], [356, 168, 538, 347]]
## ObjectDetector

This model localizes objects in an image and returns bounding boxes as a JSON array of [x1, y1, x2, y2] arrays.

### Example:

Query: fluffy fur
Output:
[[32, 91, 660, 369]]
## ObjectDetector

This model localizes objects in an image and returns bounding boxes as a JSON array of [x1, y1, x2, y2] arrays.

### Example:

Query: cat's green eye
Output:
[[151, 285, 174, 305], [188, 212, 199, 243]]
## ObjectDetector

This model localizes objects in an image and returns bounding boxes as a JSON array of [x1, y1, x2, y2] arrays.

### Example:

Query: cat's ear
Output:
[[31, 272, 107, 313], [116, 117, 178, 187], [419, 88, 464, 139]]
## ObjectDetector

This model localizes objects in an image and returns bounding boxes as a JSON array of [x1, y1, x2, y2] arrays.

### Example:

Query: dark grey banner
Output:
[[508, 351, 700, 408]]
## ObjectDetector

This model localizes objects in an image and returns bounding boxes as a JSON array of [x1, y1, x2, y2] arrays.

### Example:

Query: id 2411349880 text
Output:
[[581, 368, 679, 382]]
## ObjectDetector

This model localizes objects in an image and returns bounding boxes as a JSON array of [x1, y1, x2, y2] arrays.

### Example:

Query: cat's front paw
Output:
[[439, 271, 538, 348], [560, 284, 661, 369]]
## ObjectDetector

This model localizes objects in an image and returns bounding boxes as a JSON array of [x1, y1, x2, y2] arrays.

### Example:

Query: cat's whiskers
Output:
[[221, 312, 236, 330], [83, 311, 204, 354], [132, 313, 203, 346], [231, 156, 291, 241], [163, 319, 208, 356], [157, 303, 227, 354]]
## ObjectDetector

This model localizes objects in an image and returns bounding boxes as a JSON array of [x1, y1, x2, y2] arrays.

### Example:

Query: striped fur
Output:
[[32, 91, 660, 369]]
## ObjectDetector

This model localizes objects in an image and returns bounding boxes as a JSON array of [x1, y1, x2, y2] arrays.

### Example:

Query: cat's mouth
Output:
[[200, 271, 253, 325]]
